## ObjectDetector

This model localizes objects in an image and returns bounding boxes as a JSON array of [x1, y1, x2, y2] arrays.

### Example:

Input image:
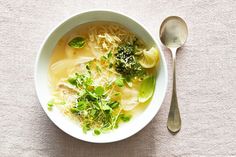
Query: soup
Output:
[[48, 22, 159, 135]]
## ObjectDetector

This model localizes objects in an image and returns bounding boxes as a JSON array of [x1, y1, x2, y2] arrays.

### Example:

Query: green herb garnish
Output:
[[101, 55, 107, 61], [68, 77, 77, 86], [66, 70, 129, 134], [96, 65, 102, 73], [109, 63, 113, 68], [68, 37, 85, 48], [94, 129, 101, 135], [107, 51, 112, 58], [115, 77, 124, 87], [47, 100, 54, 110], [115, 44, 145, 79], [94, 86, 104, 96], [119, 114, 132, 122], [67, 73, 92, 88], [108, 101, 119, 109]]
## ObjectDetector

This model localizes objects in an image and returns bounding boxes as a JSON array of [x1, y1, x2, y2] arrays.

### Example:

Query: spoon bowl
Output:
[[160, 16, 188, 49]]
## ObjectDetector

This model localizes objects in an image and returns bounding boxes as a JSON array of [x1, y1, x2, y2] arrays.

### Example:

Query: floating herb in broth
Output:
[[68, 37, 85, 48], [48, 22, 160, 134]]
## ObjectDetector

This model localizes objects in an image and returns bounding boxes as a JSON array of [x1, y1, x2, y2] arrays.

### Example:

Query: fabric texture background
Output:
[[0, 0, 236, 156]]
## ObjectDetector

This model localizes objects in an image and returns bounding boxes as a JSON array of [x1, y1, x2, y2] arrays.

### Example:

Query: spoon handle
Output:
[[167, 48, 181, 134]]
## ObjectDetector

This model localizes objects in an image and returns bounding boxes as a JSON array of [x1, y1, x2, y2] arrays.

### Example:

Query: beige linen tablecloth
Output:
[[0, 0, 236, 156]]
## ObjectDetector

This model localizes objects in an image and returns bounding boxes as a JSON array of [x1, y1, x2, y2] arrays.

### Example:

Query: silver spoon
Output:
[[159, 16, 188, 134]]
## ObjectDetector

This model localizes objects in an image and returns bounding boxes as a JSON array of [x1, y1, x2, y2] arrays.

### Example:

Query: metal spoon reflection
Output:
[[159, 16, 188, 134]]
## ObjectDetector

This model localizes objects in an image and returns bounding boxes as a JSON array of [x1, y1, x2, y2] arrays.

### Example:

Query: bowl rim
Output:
[[34, 9, 168, 143]]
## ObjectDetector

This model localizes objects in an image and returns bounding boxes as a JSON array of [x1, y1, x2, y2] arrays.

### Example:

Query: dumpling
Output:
[[120, 86, 139, 111], [50, 57, 94, 75], [50, 59, 74, 76]]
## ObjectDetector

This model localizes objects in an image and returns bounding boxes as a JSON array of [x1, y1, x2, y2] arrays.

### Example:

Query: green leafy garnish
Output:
[[115, 77, 124, 87], [70, 107, 80, 113], [119, 114, 132, 122], [77, 101, 88, 110], [108, 101, 119, 109], [86, 64, 90, 71], [114, 92, 121, 97], [49, 34, 156, 136], [101, 104, 112, 112], [107, 51, 112, 58], [100, 56, 107, 61], [138, 75, 155, 103], [94, 129, 101, 135], [67, 73, 92, 88], [68, 37, 85, 48], [115, 44, 145, 79], [47, 100, 54, 110], [94, 86, 104, 96], [96, 65, 102, 73], [82, 123, 90, 133], [109, 63, 113, 68], [68, 77, 77, 86], [66, 70, 124, 134]]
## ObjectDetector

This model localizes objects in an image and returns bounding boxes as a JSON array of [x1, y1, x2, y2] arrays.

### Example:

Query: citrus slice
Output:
[[139, 47, 160, 68], [138, 75, 155, 103]]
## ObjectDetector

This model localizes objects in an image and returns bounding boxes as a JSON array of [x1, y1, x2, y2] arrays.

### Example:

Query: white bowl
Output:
[[35, 10, 168, 143]]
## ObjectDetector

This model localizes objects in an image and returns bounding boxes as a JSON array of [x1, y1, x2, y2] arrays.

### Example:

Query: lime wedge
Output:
[[138, 75, 156, 103], [139, 47, 160, 68]]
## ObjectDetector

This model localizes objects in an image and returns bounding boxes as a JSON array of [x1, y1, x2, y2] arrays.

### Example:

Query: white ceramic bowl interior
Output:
[[35, 10, 168, 143]]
